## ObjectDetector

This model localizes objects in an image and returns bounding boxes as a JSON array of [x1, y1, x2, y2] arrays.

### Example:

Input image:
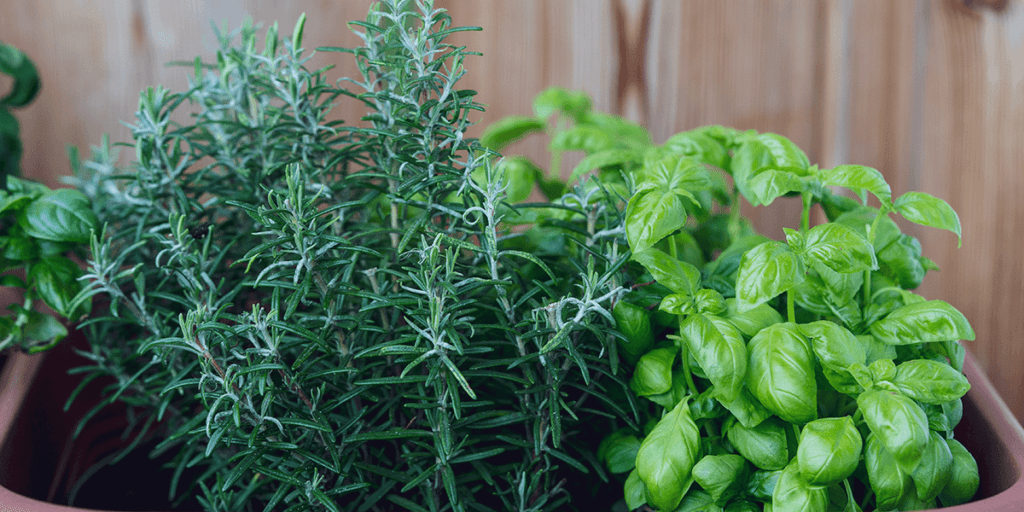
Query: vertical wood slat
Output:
[[3, 0, 1024, 421]]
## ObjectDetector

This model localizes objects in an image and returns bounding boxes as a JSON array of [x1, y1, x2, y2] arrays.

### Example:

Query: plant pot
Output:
[[1, 334, 1023, 512]]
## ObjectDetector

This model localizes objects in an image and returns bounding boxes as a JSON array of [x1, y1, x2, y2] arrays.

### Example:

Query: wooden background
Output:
[[3, 0, 1023, 421]]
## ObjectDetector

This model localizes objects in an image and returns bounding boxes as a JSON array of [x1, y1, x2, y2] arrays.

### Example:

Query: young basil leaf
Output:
[[757, 132, 811, 173], [597, 429, 643, 474], [549, 124, 613, 154], [864, 433, 911, 511], [799, 321, 866, 375], [625, 188, 688, 252], [816, 164, 892, 205], [532, 86, 592, 122], [910, 431, 953, 501], [937, 438, 979, 506], [635, 398, 701, 511], [892, 359, 970, 405], [877, 234, 928, 290], [723, 299, 783, 338], [801, 223, 878, 274], [660, 293, 694, 317], [772, 460, 829, 512], [478, 115, 545, 152], [693, 289, 727, 316], [28, 256, 85, 318], [629, 347, 676, 396], [624, 468, 647, 511], [714, 387, 773, 429], [867, 359, 897, 386], [17, 189, 99, 243], [869, 300, 975, 345], [632, 248, 702, 298], [857, 389, 929, 472], [892, 191, 962, 246], [727, 416, 789, 470], [746, 169, 805, 207], [746, 323, 817, 424], [678, 314, 748, 401], [692, 454, 748, 504], [567, 148, 641, 185], [847, 363, 874, 390], [921, 398, 963, 433], [796, 416, 862, 486], [664, 131, 729, 169], [735, 241, 805, 312], [612, 301, 655, 365]]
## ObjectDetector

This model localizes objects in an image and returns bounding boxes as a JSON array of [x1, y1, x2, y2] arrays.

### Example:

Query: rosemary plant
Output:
[[68, 2, 639, 511]]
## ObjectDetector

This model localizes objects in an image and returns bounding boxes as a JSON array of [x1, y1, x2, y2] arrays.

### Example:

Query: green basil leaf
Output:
[[893, 191, 962, 246], [747, 169, 805, 206], [921, 398, 963, 433], [860, 334, 897, 365], [803, 223, 878, 274], [877, 234, 927, 290], [723, 299, 783, 338], [625, 188, 687, 252], [745, 469, 783, 501], [799, 320, 866, 375], [0, 44, 41, 108], [833, 206, 901, 252], [635, 398, 701, 511], [28, 256, 85, 318], [892, 359, 970, 405], [624, 468, 647, 511], [648, 367, 690, 411], [756, 132, 811, 173], [598, 429, 642, 474], [724, 499, 761, 512], [869, 300, 975, 345], [714, 387, 773, 429], [796, 416, 862, 485], [727, 417, 789, 471], [532, 87, 592, 122], [612, 301, 655, 365], [910, 431, 953, 501], [867, 359, 897, 385], [664, 131, 729, 169], [659, 293, 694, 317], [865, 433, 911, 511], [18, 189, 98, 243], [674, 489, 720, 512], [937, 439, 979, 506], [772, 460, 829, 512], [746, 323, 817, 424], [493, 156, 541, 204], [2, 235, 39, 261], [567, 148, 641, 185], [857, 389, 929, 472], [816, 165, 892, 205], [587, 112, 652, 148], [692, 454, 747, 504], [636, 154, 715, 196], [735, 241, 805, 312], [678, 314, 748, 401], [478, 115, 545, 152], [1, 192, 34, 215], [629, 347, 676, 396], [632, 248, 701, 298], [693, 289, 727, 316], [549, 124, 612, 154]]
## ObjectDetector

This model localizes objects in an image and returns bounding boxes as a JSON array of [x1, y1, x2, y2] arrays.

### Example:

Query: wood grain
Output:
[[3, 0, 1024, 421]]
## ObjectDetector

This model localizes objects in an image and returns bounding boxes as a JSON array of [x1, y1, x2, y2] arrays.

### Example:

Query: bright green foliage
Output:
[[65, 4, 643, 511]]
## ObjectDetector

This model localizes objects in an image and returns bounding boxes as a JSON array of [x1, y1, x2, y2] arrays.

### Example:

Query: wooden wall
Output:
[[3, 0, 1023, 421]]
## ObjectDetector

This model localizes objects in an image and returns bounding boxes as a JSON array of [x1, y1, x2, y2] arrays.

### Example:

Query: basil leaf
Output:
[[0, 44, 41, 108], [860, 334, 897, 365], [746, 323, 817, 424], [892, 359, 970, 405], [796, 416, 862, 485], [937, 438, 979, 506], [625, 188, 687, 252], [493, 156, 541, 204], [801, 223, 877, 274], [692, 454, 747, 504], [533, 86, 592, 122], [857, 389, 929, 472], [724, 299, 783, 338], [816, 165, 892, 205], [865, 433, 911, 510], [478, 115, 545, 152], [714, 387, 773, 429], [597, 429, 642, 474], [869, 300, 975, 345], [678, 314, 748, 401], [635, 398, 701, 511], [675, 489, 720, 512], [735, 241, 805, 312], [727, 417, 789, 471], [772, 460, 829, 512], [632, 248, 701, 298], [28, 256, 85, 318], [629, 347, 676, 396], [612, 301, 655, 365], [910, 431, 953, 501], [747, 169, 805, 206], [921, 398, 963, 433], [877, 234, 928, 290], [799, 320, 865, 375], [757, 132, 811, 173], [893, 191, 962, 246], [18, 189, 98, 243], [745, 469, 782, 501], [624, 468, 647, 511], [567, 148, 641, 185], [549, 124, 612, 153], [664, 131, 729, 169]]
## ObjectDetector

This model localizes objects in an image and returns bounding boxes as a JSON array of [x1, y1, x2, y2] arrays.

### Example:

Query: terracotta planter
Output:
[[1, 335, 1023, 512]]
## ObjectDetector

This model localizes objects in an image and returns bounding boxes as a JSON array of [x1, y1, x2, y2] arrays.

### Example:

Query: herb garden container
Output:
[[0, 335, 1021, 511]]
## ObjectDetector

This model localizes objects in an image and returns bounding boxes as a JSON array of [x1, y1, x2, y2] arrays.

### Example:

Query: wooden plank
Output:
[[913, 0, 1024, 420]]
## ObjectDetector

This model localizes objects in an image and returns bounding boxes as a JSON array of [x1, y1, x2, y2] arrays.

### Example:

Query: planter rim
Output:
[[1, 346, 1023, 512]]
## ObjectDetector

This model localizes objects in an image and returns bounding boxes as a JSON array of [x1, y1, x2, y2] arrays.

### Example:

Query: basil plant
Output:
[[485, 89, 978, 511]]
